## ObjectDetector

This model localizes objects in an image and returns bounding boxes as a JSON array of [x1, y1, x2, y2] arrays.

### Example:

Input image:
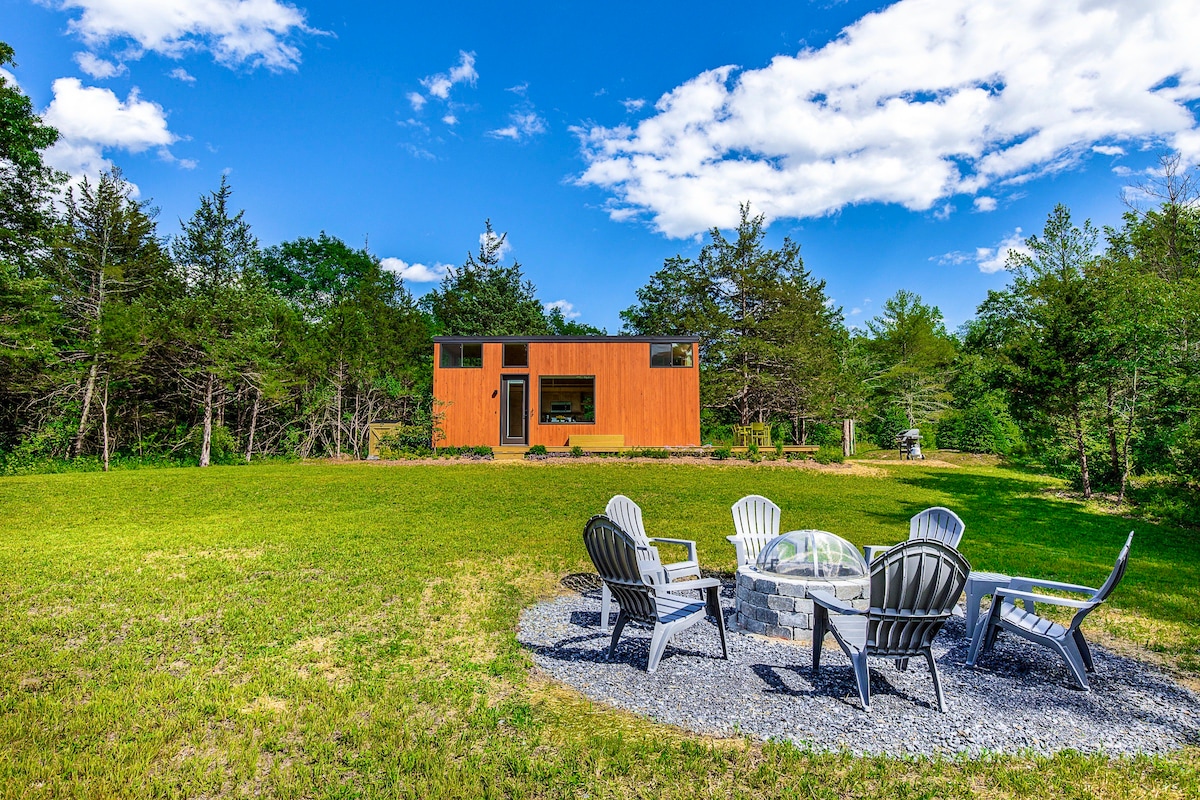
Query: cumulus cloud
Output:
[[973, 196, 998, 212], [480, 229, 511, 261], [74, 51, 126, 78], [49, 0, 317, 71], [1093, 144, 1126, 156], [577, 0, 1200, 237], [544, 299, 580, 319], [0, 67, 18, 88], [442, 114, 457, 126], [489, 111, 546, 141], [975, 228, 1030, 273], [41, 78, 180, 186], [417, 50, 477, 101], [621, 98, 645, 113], [168, 67, 196, 83], [932, 250, 973, 266], [407, 91, 426, 111], [380, 257, 451, 283]]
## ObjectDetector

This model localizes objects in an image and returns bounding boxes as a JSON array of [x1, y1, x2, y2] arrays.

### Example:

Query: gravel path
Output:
[[518, 580, 1200, 757]]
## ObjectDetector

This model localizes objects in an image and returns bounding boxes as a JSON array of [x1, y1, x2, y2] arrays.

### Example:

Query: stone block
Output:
[[765, 624, 794, 640], [746, 590, 770, 607], [766, 594, 797, 611], [743, 617, 767, 634], [754, 607, 779, 625], [753, 577, 778, 594], [793, 598, 815, 614], [835, 580, 867, 600], [775, 580, 809, 598], [777, 610, 811, 628], [735, 585, 749, 601]]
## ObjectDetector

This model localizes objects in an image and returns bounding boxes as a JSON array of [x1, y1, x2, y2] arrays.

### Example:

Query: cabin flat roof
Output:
[[432, 335, 700, 343]]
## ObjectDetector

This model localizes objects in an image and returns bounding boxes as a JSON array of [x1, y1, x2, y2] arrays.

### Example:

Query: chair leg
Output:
[[1055, 638, 1091, 691], [812, 605, 827, 675], [850, 651, 871, 711], [895, 658, 909, 672], [1073, 628, 1095, 672], [966, 602, 998, 666], [707, 588, 728, 660], [924, 649, 948, 713], [600, 584, 612, 632], [607, 610, 629, 659], [647, 620, 679, 673]]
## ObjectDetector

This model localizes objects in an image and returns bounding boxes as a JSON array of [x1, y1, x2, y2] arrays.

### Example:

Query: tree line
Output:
[[3, 40, 1200, 521]]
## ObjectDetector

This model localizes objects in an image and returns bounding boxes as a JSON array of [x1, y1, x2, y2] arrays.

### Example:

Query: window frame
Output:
[[649, 342, 694, 368], [502, 342, 529, 368], [538, 375, 596, 425], [440, 342, 483, 368]]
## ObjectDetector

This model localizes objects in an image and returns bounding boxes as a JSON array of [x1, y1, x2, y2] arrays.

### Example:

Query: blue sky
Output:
[[4, 0, 1200, 332]]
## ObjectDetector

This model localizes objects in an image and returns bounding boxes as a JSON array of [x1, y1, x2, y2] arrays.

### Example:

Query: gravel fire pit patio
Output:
[[520, 580, 1200, 757]]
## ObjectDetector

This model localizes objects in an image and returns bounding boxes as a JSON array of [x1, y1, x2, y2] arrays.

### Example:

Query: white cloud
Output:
[[480, 229, 511, 261], [489, 111, 546, 141], [380, 257, 451, 283], [420, 51, 477, 100], [850, 307, 862, 316], [0, 67, 17, 88], [74, 51, 126, 78], [41, 77, 178, 187], [50, 0, 316, 71], [168, 67, 195, 83], [1092, 144, 1126, 156], [544, 299, 580, 319], [442, 114, 457, 126], [577, 0, 1200, 237], [621, 98, 645, 113], [975, 228, 1030, 273], [973, 196, 998, 212], [932, 250, 972, 266], [407, 91, 426, 111]]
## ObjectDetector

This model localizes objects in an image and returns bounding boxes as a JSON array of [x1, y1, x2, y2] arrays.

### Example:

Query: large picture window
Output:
[[440, 342, 483, 368], [540, 376, 595, 424], [650, 342, 693, 367]]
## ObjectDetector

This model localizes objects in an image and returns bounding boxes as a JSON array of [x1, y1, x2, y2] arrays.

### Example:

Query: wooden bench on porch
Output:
[[568, 434, 625, 451]]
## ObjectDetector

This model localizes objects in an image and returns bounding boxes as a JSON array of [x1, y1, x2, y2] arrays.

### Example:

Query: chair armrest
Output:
[[993, 587, 1092, 609], [1008, 577, 1098, 595], [658, 576, 721, 594], [861, 544, 890, 562], [649, 537, 699, 563], [809, 589, 864, 616]]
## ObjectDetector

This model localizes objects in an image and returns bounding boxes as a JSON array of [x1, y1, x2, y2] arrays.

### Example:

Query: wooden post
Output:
[[842, 419, 856, 458]]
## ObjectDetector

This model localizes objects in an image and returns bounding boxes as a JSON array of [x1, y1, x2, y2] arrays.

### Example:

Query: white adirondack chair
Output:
[[727, 494, 782, 567], [862, 507, 965, 563], [598, 495, 701, 631]]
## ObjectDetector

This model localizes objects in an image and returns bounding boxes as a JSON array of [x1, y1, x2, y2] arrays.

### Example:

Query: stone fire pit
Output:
[[733, 530, 870, 641]]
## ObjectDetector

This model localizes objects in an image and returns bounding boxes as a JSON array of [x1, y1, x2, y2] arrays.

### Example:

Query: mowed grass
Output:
[[1, 460, 1198, 798]]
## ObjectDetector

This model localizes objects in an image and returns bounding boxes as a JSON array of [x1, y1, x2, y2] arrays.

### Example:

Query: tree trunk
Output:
[[1117, 369, 1140, 508], [335, 361, 344, 459], [73, 357, 99, 457], [100, 376, 110, 472], [1105, 382, 1120, 481], [245, 386, 260, 463], [200, 372, 214, 468], [1072, 402, 1092, 500]]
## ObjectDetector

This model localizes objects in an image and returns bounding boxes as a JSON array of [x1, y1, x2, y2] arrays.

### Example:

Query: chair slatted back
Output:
[[866, 539, 970, 658], [731, 495, 781, 538], [583, 515, 660, 625], [909, 507, 965, 549], [606, 495, 649, 542], [1069, 530, 1135, 631]]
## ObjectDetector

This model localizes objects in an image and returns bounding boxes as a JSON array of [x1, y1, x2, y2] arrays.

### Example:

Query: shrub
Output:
[[813, 445, 845, 464], [570, 445, 585, 458], [711, 447, 731, 460], [806, 422, 841, 448], [526, 444, 548, 457], [471, 445, 493, 458]]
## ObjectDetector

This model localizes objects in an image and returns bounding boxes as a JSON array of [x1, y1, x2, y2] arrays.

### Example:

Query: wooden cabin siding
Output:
[[433, 339, 700, 448]]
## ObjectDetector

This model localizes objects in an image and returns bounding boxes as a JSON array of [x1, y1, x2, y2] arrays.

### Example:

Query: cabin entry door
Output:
[[500, 376, 528, 446]]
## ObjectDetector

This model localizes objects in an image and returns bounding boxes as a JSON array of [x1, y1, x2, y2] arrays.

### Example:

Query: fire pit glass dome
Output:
[[755, 530, 868, 579]]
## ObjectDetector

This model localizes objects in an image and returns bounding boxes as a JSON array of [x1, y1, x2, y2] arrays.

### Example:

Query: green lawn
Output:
[[1, 460, 1197, 798]]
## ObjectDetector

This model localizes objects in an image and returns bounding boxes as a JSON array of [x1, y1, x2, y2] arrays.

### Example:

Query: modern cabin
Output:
[[432, 336, 701, 448]]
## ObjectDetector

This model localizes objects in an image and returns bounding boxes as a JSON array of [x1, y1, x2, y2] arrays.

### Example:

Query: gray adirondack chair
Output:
[[812, 539, 970, 712], [583, 515, 728, 673], [861, 506, 965, 563], [599, 495, 702, 631], [727, 494, 782, 567], [966, 531, 1134, 690]]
